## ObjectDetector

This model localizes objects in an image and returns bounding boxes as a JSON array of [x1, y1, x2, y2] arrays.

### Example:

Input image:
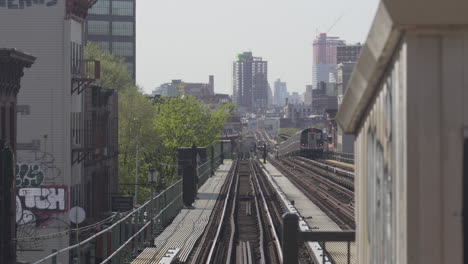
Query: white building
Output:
[[1, 1, 98, 262]]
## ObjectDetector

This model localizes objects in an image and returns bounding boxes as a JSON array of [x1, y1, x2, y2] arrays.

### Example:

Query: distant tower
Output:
[[209, 75, 214, 94], [312, 33, 345, 87], [233, 52, 268, 109], [273, 79, 288, 106]]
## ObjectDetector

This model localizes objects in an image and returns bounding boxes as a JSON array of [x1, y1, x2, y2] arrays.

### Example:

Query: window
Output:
[[90, 41, 110, 52], [112, 1, 133, 16], [88, 0, 110, 15], [88, 21, 110, 35], [112, 21, 133, 36], [112, 42, 134, 57]]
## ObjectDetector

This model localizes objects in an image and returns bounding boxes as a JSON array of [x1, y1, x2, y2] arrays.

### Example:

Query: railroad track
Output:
[[290, 157, 354, 190], [189, 159, 285, 264], [270, 158, 355, 229]]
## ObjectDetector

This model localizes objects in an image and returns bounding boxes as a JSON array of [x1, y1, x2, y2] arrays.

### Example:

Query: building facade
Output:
[[233, 52, 268, 109], [311, 82, 338, 115], [0, 2, 118, 262], [284, 104, 313, 119], [304, 85, 313, 105], [86, 0, 136, 79], [312, 33, 345, 88], [336, 62, 356, 153], [336, 44, 362, 64], [152, 81, 180, 97], [81, 86, 118, 221], [273, 79, 288, 106], [289, 92, 302, 104], [0, 49, 35, 264]]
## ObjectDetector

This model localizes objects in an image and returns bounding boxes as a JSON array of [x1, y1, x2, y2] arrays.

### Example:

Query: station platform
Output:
[[262, 160, 355, 264], [263, 160, 341, 231], [132, 160, 233, 264]]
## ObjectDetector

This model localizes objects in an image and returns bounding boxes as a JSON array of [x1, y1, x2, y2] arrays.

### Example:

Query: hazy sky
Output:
[[136, 0, 379, 95]]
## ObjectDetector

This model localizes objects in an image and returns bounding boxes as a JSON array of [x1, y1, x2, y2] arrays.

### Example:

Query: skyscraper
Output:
[[312, 33, 345, 88], [273, 79, 288, 106], [233, 52, 268, 109], [86, 0, 136, 79]]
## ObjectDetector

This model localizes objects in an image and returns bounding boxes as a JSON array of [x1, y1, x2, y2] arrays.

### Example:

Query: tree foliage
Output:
[[84, 44, 233, 204], [84, 43, 133, 92]]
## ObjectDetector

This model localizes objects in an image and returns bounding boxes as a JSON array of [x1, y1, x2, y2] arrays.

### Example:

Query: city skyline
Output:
[[136, 0, 379, 95]]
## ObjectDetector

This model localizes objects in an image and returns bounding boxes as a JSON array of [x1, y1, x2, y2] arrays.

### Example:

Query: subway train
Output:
[[278, 128, 324, 158]]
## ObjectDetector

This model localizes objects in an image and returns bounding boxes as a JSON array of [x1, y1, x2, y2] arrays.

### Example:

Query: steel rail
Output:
[[205, 161, 239, 263], [271, 158, 354, 229], [281, 158, 354, 200], [250, 160, 283, 263]]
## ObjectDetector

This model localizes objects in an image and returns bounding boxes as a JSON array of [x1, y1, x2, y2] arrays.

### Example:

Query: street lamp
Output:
[[147, 167, 157, 238]]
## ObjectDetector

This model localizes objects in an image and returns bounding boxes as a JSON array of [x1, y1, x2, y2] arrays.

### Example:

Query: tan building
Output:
[[337, 1, 468, 263]]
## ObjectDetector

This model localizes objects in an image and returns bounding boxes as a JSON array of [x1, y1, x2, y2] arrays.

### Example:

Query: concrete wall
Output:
[[352, 30, 467, 264]]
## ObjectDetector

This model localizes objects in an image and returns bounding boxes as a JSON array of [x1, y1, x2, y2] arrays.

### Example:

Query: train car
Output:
[[278, 128, 324, 158]]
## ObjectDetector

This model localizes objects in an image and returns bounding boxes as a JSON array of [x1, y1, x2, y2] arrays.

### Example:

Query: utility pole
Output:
[[134, 143, 139, 206], [134, 118, 140, 207]]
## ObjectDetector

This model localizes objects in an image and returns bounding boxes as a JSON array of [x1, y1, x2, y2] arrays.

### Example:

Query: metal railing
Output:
[[71, 59, 101, 80], [34, 180, 183, 264], [34, 143, 229, 264], [282, 213, 355, 264]]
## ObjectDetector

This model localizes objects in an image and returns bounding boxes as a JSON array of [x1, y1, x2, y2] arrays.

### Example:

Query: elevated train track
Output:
[[189, 159, 314, 264]]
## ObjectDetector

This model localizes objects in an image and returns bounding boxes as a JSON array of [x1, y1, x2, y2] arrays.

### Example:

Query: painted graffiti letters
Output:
[[16, 186, 68, 226], [0, 0, 57, 9], [18, 187, 66, 210], [16, 163, 45, 187]]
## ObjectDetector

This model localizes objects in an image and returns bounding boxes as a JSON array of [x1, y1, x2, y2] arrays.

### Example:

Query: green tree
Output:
[[84, 43, 133, 92], [84, 44, 234, 204], [153, 97, 233, 149]]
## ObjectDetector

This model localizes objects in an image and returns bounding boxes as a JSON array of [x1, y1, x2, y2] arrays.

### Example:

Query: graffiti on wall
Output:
[[365, 68, 395, 263], [0, 0, 58, 9], [16, 186, 68, 226], [16, 163, 45, 187], [15, 162, 67, 226]]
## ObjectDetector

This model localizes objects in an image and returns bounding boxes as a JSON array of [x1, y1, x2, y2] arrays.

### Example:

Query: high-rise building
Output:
[[312, 33, 345, 88], [273, 79, 288, 106], [233, 52, 268, 109], [86, 0, 136, 79], [337, 44, 362, 64]]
